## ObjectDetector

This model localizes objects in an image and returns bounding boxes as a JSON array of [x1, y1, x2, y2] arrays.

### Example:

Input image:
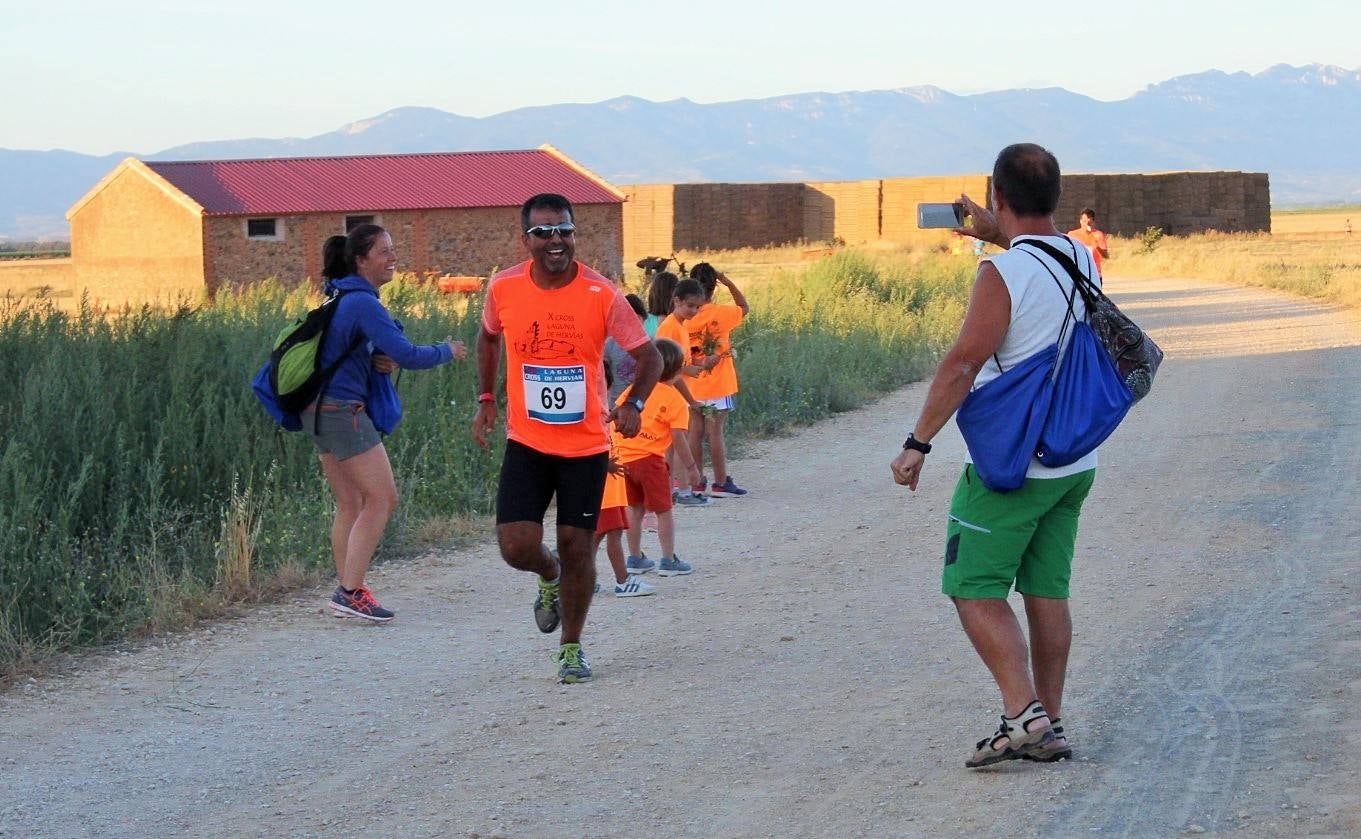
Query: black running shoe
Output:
[[328, 586, 395, 622]]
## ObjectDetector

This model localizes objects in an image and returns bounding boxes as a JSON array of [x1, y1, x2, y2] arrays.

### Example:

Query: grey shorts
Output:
[[306, 401, 381, 461]]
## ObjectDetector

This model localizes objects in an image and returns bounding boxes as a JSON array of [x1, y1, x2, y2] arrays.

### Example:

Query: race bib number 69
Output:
[[522, 364, 587, 424]]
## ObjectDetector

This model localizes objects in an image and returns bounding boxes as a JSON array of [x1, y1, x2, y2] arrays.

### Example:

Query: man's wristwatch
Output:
[[477, 392, 495, 404], [902, 434, 932, 455], [626, 397, 645, 413]]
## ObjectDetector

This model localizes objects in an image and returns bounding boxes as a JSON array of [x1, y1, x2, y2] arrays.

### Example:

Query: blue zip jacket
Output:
[[317, 275, 452, 425]]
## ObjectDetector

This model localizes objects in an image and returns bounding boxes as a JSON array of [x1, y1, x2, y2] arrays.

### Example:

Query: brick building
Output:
[[66, 146, 624, 306]]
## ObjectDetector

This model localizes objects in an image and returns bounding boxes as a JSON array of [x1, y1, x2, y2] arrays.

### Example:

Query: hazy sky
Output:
[[4, 0, 1357, 155]]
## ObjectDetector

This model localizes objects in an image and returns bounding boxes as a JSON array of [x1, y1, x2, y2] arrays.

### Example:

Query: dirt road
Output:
[[3, 275, 1359, 838]]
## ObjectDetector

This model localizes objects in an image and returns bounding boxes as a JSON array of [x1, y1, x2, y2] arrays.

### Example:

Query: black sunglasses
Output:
[[524, 222, 577, 239]]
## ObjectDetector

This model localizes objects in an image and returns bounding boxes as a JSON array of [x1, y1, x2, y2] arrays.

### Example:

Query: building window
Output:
[[345, 214, 377, 232], [246, 218, 281, 240]]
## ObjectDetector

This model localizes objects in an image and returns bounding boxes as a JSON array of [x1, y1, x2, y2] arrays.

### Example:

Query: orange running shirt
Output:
[[612, 381, 690, 463], [482, 260, 650, 458], [1067, 228, 1108, 273]]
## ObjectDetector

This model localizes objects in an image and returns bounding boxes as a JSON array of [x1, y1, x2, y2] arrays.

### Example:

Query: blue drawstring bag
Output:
[[957, 238, 1143, 491], [252, 362, 303, 431], [1035, 319, 1133, 468], [1011, 239, 1136, 468], [366, 368, 402, 434], [253, 358, 402, 434], [957, 345, 1060, 492]]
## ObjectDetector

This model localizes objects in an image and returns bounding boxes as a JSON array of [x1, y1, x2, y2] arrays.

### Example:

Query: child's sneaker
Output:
[[657, 554, 694, 577], [674, 492, 710, 508], [708, 476, 748, 497], [614, 575, 657, 598], [626, 553, 656, 574], [691, 476, 708, 495], [328, 586, 395, 622]]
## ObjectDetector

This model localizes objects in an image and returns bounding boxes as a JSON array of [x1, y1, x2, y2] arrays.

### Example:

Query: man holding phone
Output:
[[1069, 208, 1110, 273], [892, 144, 1104, 769]]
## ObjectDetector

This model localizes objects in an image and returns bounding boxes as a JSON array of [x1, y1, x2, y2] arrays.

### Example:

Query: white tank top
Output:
[[964, 234, 1101, 479]]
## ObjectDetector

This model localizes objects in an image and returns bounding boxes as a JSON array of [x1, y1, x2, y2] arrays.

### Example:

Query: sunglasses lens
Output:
[[527, 224, 575, 239]]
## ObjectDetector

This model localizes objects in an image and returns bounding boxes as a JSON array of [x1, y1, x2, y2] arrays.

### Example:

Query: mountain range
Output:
[[4, 63, 1358, 240]]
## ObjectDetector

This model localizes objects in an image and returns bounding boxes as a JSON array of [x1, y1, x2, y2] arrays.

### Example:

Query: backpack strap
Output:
[[312, 289, 366, 435]]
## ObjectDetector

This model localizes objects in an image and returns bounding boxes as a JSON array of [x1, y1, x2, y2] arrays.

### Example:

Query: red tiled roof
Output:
[[143, 149, 621, 216]]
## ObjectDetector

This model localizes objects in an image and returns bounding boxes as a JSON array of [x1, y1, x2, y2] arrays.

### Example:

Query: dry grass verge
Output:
[[1110, 210, 1361, 310]]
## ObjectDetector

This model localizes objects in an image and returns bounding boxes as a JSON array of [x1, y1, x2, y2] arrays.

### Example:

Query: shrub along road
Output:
[[1, 275, 1358, 837]]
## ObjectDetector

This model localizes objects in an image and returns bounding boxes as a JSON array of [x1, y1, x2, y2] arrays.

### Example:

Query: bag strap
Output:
[[313, 289, 366, 434], [1014, 237, 1104, 310], [1002, 244, 1083, 377]]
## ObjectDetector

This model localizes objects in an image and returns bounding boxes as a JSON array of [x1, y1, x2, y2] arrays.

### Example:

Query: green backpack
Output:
[[268, 290, 362, 414]]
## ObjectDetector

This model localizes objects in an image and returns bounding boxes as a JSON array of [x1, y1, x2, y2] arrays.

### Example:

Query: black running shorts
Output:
[[496, 439, 610, 530]]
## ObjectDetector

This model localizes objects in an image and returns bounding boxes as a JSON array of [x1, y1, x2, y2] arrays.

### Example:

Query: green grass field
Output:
[[0, 250, 973, 678]]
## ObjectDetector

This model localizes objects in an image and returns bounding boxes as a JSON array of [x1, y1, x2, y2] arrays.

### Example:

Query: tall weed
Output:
[[0, 254, 972, 675]]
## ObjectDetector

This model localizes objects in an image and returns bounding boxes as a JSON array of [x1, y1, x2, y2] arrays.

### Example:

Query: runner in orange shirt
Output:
[[472, 193, 662, 684], [1068, 208, 1110, 275], [683, 263, 749, 498], [614, 338, 702, 577]]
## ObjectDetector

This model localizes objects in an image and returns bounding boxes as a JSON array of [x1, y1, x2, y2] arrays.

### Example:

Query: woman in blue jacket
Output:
[[312, 224, 466, 622]]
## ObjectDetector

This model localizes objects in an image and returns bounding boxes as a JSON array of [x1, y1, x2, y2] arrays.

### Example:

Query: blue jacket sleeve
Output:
[[352, 295, 453, 370]]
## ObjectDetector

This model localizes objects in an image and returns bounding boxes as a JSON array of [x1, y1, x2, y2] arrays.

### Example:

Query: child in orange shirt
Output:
[[655, 279, 712, 507], [665, 265, 750, 498], [595, 455, 658, 597], [614, 338, 702, 576], [593, 363, 657, 597]]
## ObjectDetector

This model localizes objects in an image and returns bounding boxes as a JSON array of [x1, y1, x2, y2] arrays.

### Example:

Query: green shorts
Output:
[[942, 464, 1095, 600]]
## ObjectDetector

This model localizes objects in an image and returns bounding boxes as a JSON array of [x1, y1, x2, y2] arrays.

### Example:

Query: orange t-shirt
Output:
[[600, 471, 628, 510], [482, 261, 650, 458], [612, 381, 690, 463], [655, 314, 687, 351], [600, 436, 629, 510], [1067, 228, 1108, 273], [656, 304, 745, 400]]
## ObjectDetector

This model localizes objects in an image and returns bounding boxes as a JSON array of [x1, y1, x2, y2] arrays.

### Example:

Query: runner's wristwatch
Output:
[[902, 434, 932, 455], [625, 397, 645, 413]]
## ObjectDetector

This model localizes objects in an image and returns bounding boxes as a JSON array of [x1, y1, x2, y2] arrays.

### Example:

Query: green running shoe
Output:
[[556, 643, 592, 683], [534, 576, 561, 634]]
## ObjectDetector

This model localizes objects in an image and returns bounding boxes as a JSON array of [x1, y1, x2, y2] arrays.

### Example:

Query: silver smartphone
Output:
[[917, 202, 965, 229]]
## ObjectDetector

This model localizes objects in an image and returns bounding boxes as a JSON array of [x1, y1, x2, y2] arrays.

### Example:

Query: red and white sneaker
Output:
[[328, 586, 395, 622]]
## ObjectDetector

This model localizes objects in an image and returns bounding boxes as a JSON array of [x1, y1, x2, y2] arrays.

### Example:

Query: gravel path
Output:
[[2, 275, 1358, 838]]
